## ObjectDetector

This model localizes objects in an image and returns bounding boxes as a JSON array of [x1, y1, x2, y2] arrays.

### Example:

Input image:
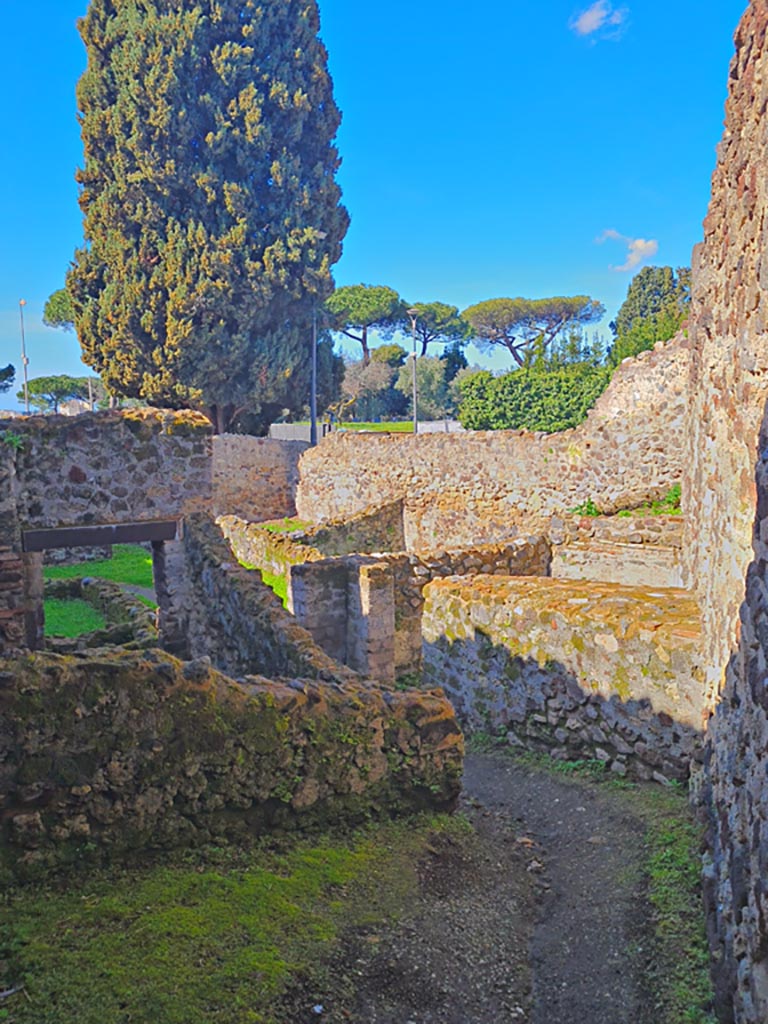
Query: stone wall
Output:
[[212, 434, 308, 520], [422, 576, 706, 781], [10, 409, 211, 529], [219, 513, 551, 682], [181, 515, 359, 684], [0, 649, 463, 877], [296, 336, 689, 549], [683, 3, 768, 1020], [218, 514, 324, 579], [299, 499, 406, 557], [0, 410, 212, 657], [44, 546, 113, 566], [550, 514, 684, 588], [44, 578, 158, 653]]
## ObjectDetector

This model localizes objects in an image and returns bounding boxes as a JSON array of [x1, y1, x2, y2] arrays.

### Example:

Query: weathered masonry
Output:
[[0, 409, 212, 656]]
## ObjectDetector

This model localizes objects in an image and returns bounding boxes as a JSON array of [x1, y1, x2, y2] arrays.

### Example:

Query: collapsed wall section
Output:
[[296, 337, 689, 549]]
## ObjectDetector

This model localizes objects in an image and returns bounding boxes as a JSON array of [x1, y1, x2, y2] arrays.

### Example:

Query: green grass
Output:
[[259, 569, 288, 606], [259, 517, 312, 533], [43, 598, 106, 638], [570, 483, 683, 519], [0, 815, 468, 1024], [43, 545, 154, 589], [337, 421, 413, 432]]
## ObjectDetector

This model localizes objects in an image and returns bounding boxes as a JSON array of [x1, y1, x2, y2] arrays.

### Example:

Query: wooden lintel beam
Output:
[[22, 519, 181, 553]]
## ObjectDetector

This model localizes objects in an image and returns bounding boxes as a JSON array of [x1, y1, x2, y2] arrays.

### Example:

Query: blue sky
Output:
[[0, 0, 748, 407]]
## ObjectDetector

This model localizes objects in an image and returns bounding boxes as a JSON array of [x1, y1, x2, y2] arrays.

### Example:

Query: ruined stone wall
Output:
[[0, 410, 211, 656], [296, 337, 689, 549], [212, 434, 308, 520], [43, 578, 158, 653], [550, 514, 684, 588], [299, 499, 406, 556], [422, 576, 706, 781], [0, 447, 25, 651], [291, 537, 552, 682], [181, 515, 358, 684], [0, 650, 462, 877], [683, 4, 768, 1020], [9, 409, 211, 529]]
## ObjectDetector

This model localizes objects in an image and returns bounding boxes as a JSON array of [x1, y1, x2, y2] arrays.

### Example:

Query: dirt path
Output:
[[465, 752, 652, 1024], [309, 751, 655, 1024]]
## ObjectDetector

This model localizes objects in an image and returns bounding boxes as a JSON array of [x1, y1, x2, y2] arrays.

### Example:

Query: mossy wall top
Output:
[[4, 409, 212, 530]]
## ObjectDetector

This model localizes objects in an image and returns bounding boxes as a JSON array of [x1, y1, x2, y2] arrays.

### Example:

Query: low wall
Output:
[[300, 499, 406, 556], [296, 337, 689, 549], [0, 649, 463, 877], [291, 537, 552, 682], [212, 434, 308, 520], [218, 514, 324, 578], [182, 515, 358, 683], [43, 578, 158, 653], [422, 576, 706, 781], [220, 514, 552, 683], [549, 514, 684, 588]]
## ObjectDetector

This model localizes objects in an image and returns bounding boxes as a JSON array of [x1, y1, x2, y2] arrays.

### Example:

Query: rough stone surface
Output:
[[296, 335, 689, 549], [550, 514, 683, 588], [0, 409, 212, 656], [182, 515, 358, 684], [422, 576, 706, 780], [221, 514, 551, 681], [212, 434, 308, 520], [685, 4, 768, 1018], [0, 650, 462, 876]]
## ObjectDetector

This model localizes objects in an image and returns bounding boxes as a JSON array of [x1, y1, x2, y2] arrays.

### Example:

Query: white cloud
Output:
[[596, 229, 659, 272], [570, 2, 629, 41]]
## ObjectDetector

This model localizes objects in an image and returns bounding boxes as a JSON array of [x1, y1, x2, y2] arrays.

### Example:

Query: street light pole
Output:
[[310, 305, 318, 446], [407, 307, 419, 435], [309, 231, 328, 446], [19, 299, 29, 413]]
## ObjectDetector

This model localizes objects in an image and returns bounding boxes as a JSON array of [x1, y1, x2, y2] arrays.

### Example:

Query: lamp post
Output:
[[407, 307, 419, 434], [19, 299, 29, 413], [310, 231, 328, 446], [310, 305, 318, 445]]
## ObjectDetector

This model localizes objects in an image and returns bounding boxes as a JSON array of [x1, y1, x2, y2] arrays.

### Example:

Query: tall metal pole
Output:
[[407, 307, 419, 435], [19, 299, 29, 413], [310, 305, 318, 445]]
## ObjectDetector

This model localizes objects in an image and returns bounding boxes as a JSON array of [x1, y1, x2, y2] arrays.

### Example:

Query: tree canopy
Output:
[[405, 301, 471, 357], [462, 296, 605, 366], [68, 0, 348, 433], [0, 365, 15, 395], [325, 285, 404, 365], [43, 289, 75, 332], [18, 375, 98, 413], [608, 266, 690, 366]]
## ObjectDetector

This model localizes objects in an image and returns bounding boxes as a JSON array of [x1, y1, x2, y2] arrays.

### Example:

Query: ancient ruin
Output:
[[4, 4, 768, 1020]]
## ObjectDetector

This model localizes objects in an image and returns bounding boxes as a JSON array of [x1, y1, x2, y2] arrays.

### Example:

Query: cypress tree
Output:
[[68, 0, 349, 432]]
